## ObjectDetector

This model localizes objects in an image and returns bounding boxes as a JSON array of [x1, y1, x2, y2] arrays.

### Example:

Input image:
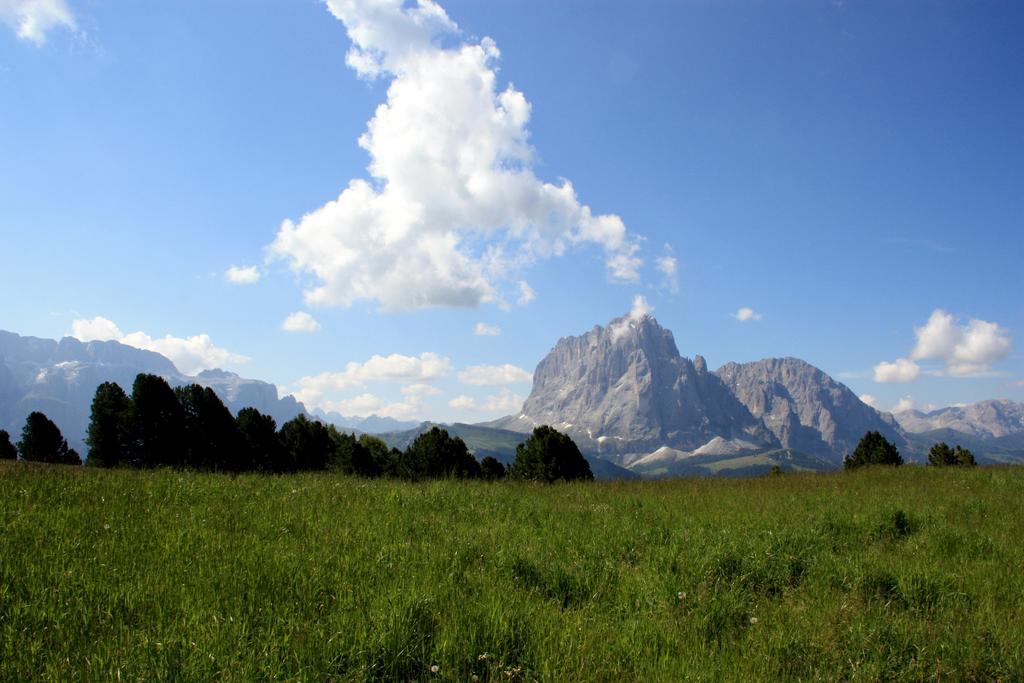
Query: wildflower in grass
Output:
[[749, 616, 759, 625], [478, 653, 490, 661], [677, 591, 686, 601], [430, 664, 439, 674]]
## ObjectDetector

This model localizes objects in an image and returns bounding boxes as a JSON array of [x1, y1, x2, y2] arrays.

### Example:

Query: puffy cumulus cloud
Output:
[[458, 363, 532, 386], [71, 316, 123, 342], [473, 322, 501, 337], [610, 294, 653, 341], [732, 307, 763, 322], [0, 0, 76, 45], [873, 358, 920, 384], [656, 244, 678, 293], [448, 394, 475, 410], [401, 383, 441, 398], [447, 388, 523, 413], [267, 0, 644, 312], [282, 311, 321, 333], [892, 395, 915, 413], [516, 281, 536, 307], [291, 351, 451, 406], [858, 394, 879, 408], [69, 317, 249, 375], [225, 265, 261, 285], [910, 309, 1012, 377], [321, 393, 423, 420]]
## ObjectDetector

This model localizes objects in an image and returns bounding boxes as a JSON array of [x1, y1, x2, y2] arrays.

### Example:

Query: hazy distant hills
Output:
[[0, 331, 311, 449], [894, 400, 1024, 465], [489, 313, 1024, 474], [3, 324, 1021, 476], [310, 409, 420, 434]]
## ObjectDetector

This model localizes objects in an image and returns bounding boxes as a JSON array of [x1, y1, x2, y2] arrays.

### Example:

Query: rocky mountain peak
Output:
[[715, 356, 904, 463], [506, 312, 773, 463]]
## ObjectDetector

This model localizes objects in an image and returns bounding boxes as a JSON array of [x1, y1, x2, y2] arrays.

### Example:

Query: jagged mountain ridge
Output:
[[894, 400, 1024, 439], [494, 314, 775, 463], [493, 314, 903, 467], [0, 330, 305, 450], [716, 357, 906, 462]]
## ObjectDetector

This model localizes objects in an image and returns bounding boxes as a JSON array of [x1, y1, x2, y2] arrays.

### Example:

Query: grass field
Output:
[[2, 462, 1022, 681]]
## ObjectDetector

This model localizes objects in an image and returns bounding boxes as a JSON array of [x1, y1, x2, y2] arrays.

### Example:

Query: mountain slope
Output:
[[715, 357, 905, 464], [895, 400, 1024, 439], [0, 330, 304, 449], [493, 314, 774, 464]]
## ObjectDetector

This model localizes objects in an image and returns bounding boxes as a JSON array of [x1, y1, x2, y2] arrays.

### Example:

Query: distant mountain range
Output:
[[489, 313, 1023, 475], [0, 330, 406, 450], [3, 322, 1021, 477]]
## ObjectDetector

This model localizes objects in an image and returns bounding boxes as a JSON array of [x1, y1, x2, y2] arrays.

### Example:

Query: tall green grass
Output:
[[1, 462, 1022, 681]]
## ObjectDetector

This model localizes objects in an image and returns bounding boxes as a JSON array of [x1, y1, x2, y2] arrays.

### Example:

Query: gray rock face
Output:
[[715, 357, 905, 464], [894, 400, 1024, 439], [503, 314, 774, 462], [0, 330, 305, 450]]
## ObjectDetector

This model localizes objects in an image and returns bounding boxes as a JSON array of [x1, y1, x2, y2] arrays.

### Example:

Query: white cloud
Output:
[[473, 322, 501, 337], [71, 316, 123, 342], [401, 383, 441, 398], [898, 309, 1012, 378], [610, 294, 653, 341], [458, 363, 532, 385], [266, 0, 643, 312], [0, 0, 76, 45], [282, 311, 321, 333], [656, 244, 678, 293], [873, 358, 920, 384], [225, 265, 261, 285], [732, 307, 763, 322], [292, 351, 452, 406], [516, 280, 536, 306], [858, 394, 879, 408], [482, 388, 524, 412], [447, 388, 523, 413], [892, 395, 915, 413], [69, 316, 248, 376], [448, 394, 476, 409]]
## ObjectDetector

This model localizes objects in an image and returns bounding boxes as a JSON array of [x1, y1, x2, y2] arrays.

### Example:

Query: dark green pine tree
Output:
[[0, 429, 17, 460], [480, 455, 507, 480], [175, 384, 244, 471], [844, 430, 903, 470], [510, 425, 593, 483], [399, 426, 481, 480], [278, 414, 333, 472], [327, 426, 380, 477], [359, 434, 397, 476], [928, 441, 976, 467], [86, 382, 133, 467], [17, 411, 81, 465], [236, 407, 282, 473], [130, 374, 185, 468]]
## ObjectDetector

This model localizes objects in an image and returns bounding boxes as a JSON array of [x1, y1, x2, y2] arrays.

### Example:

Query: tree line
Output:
[[0, 374, 594, 483], [842, 430, 976, 469]]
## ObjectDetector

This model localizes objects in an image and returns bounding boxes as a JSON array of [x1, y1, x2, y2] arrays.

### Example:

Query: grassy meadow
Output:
[[1, 462, 1022, 681]]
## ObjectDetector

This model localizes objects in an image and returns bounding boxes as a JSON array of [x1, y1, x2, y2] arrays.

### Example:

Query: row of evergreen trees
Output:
[[0, 374, 594, 483], [842, 430, 976, 469]]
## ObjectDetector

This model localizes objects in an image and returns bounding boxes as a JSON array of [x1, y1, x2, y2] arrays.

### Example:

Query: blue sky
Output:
[[1, 0, 1021, 422]]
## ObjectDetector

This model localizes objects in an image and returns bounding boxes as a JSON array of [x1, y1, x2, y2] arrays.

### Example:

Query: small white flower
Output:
[[430, 664, 439, 674], [677, 591, 686, 601], [749, 616, 759, 625]]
